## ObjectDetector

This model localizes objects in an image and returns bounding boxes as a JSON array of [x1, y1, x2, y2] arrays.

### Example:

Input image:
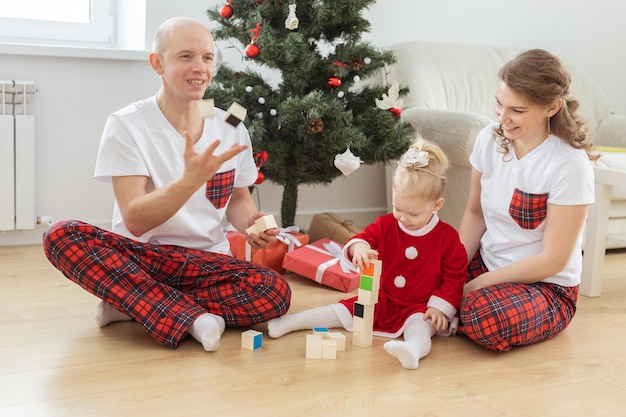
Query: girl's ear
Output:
[[433, 197, 445, 212]]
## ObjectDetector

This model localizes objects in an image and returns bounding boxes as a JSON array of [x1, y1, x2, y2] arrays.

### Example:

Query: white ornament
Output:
[[334, 147, 363, 176], [245, 86, 254, 93], [258, 97, 266, 104], [375, 79, 404, 110], [285, 4, 299, 30], [270, 109, 277, 116], [363, 57, 371, 65], [353, 75, 361, 83], [337, 91, 345, 98]]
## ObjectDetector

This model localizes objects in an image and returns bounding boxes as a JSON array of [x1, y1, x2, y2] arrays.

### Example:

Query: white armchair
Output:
[[386, 41, 626, 248]]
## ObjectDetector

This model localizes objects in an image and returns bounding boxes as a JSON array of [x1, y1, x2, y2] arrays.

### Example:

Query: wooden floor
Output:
[[1, 244, 625, 417]]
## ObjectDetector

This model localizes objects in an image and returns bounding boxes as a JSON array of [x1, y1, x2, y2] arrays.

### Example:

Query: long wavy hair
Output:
[[494, 49, 598, 161]]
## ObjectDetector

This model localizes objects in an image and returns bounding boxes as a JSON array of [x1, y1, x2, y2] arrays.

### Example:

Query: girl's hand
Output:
[[351, 243, 378, 269], [424, 307, 449, 332]]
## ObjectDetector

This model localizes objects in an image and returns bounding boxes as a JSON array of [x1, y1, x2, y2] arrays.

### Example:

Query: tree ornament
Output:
[[350, 55, 364, 71], [285, 3, 299, 30], [254, 171, 265, 185], [334, 148, 363, 176], [245, 43, 260, 58], [375, 80, 404, 111], [327, 76, 342, 90], [389, 107, 402, 117], [307, 118, 324, 133], [219, 1, 234, 19], [253, 151, 269, 185], [245, 23, 261, 59]]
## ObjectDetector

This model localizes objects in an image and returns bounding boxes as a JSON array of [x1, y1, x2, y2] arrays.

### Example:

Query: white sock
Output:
[[188, 313, 226, 352], [267, 305, 342, 338], [94, 301, 132, 327], [383, 316, 436, 370]]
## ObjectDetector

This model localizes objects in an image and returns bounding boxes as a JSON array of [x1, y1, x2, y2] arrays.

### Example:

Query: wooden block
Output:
[[357, 288, 379, 305], [361, 259, 382, 278], [323, 332, 346, 351], [352, 330, 373, 347], [359, 275, 380, 292], [198, 98, 215, 118], [241, 329, 263, 350], [225, 102, 247, 127], [306, 334, 323, 359], [353, 316, 373, 333], [353, 302, 374, 319], [321, 339, 337, 359], [245, 214, 278, 235]]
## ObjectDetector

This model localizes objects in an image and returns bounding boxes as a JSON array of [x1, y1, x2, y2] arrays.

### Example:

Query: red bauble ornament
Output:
[[254, 171, 265, 185], [219, 4, 234, 19], [256, 150, 268, 163], [245, 43, 260, 58], [389, 107, 402, 117], [327, 76, 342, 89]]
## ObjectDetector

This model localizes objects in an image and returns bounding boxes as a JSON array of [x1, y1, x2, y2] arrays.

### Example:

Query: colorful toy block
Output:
[[324, 332, 346, 351], [353, 260, 382, 347], [361, 259, 382, 278], [357, 288, 379, 306], [321, 339, 337, 359], [225, 102, 247, 127], [306, 331, 345, 359], [241, 329, 263, 350], [245, 214, 278, 235], [198, 98, 215, 118], [352, 329, 373, 347], [306, 334, 323, 359]]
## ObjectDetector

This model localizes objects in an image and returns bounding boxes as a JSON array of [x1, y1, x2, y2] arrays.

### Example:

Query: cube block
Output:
[[241, 329, 263, 350]]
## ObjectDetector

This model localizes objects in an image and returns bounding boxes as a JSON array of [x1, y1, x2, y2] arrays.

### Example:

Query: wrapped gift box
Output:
[[282, 238, 360, 292], [307, 212, 362, 244], [227, 227, 309, 274]]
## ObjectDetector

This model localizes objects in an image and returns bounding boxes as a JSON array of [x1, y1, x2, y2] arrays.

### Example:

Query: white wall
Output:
[[1, 0, 624, 245], [363, 0, 626, 113]]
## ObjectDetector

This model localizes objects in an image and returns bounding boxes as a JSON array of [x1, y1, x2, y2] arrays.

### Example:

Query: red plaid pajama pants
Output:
[[43, 220, 291, 348], [458, 252, 578, 352]]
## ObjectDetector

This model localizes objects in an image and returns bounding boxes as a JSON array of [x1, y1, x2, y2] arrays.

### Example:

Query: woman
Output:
[[458, 49, 598, 352]]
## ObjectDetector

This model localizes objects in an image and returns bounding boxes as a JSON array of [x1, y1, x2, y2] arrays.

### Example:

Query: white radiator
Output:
[[1, 80, 37, 231]]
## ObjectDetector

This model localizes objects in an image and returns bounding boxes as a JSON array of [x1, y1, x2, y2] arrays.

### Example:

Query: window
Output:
[[0, 0, 116, 47]]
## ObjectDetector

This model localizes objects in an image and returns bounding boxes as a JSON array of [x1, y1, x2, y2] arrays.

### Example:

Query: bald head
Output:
[[152, 17, 213, 54]]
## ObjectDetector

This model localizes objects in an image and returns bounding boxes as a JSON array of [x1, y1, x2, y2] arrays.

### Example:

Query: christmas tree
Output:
[[205, 0, 414, 227]]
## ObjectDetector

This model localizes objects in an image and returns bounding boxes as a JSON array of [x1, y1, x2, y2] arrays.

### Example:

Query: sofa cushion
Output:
[[389, 41, 505, 117]]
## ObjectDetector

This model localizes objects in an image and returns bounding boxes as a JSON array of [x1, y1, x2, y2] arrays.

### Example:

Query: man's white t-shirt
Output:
[[94, 95, 257, 254], [470, 123, 594, 286]]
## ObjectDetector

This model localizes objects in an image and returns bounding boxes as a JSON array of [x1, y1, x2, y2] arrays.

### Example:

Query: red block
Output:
[[282, 238, 360, 292]]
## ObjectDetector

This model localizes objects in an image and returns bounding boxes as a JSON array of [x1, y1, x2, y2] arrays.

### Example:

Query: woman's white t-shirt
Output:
[[470, 123, 594, 286], [94, 95, 257, 254]]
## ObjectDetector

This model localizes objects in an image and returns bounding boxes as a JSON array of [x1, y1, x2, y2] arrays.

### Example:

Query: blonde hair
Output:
[[393, 135, 449, 201]]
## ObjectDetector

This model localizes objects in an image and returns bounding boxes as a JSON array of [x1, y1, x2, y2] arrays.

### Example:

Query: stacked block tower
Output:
[[352, 260, 382, 347]]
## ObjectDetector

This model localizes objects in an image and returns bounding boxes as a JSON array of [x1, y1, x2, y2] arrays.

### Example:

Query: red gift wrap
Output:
[[282, 238, 360, 292], [226, 227, 309, 274]]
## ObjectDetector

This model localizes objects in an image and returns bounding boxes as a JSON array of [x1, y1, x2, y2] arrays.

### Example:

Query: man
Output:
[[43, 17, 291, 351]]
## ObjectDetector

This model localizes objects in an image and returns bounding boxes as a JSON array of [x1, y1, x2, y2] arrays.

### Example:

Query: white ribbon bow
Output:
[[245, 226, 303, 260], [306, 240, 359, 283]]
